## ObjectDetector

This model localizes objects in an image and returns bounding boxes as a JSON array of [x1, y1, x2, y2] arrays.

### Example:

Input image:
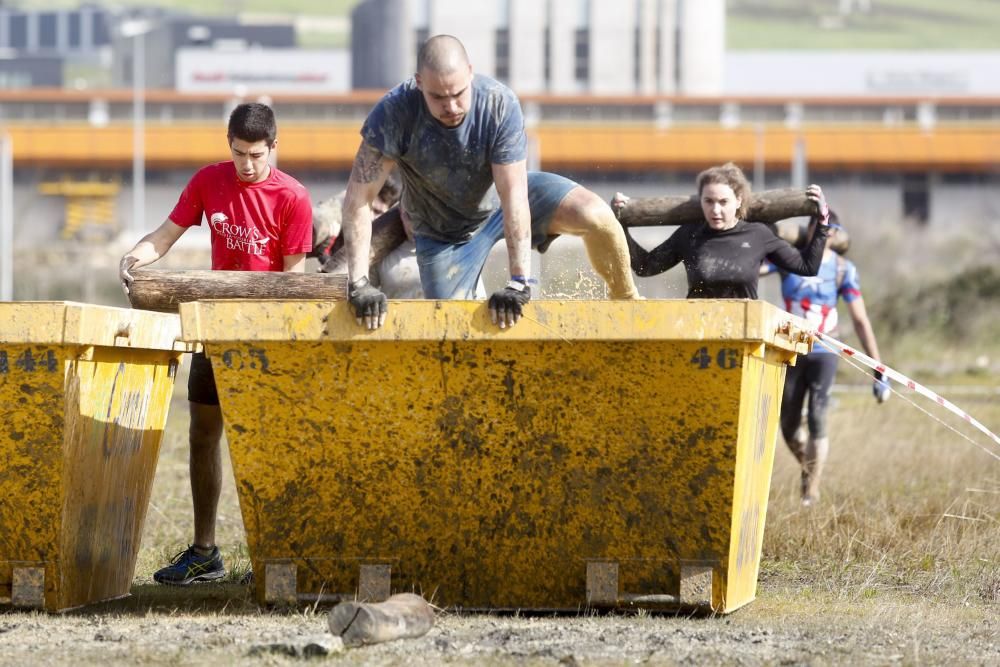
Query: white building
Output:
[[352, 0, 725, 95], [176, 48, 350, 94]]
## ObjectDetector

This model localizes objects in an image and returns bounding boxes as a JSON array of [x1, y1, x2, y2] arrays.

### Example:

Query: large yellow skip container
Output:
[[180, 300, 810, 613], [0, 302, 189, 611]]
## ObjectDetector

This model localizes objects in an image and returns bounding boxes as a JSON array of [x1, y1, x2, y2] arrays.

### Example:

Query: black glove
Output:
[[488, 280, 531, 329], [348, 276, 387, 329]]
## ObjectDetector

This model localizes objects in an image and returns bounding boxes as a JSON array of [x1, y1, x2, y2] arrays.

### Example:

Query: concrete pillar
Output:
[[56, 11, 69, 53], [548, 0, 580, 94], [589, 0, 635, 94], [917, 101, 936, 132], [678, 0, 724, 95], [352, 0, 414, 90], [26, 11, 39, 52], [80, 6, 94, 52], [635, 0, 657, 94], [508, 0, 545, 94], [428, 0, 499, 76], [657, 0, 677, 94]]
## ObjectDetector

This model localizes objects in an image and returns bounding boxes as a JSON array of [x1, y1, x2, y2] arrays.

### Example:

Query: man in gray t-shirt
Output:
[[341, 34, 639, 330]]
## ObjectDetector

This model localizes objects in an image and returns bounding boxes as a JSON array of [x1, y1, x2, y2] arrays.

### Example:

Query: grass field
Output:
[[19, 0, 1000, 49], [729, 0, 1000, 49]]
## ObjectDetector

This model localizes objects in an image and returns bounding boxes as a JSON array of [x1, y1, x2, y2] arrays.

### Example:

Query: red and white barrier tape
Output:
[[814, 331, 1000, 450]]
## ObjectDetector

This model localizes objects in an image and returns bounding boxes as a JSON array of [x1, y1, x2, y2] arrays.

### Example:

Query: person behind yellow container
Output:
[[309, 170, 402, 269], [118, 102, 313, 585], [340, 34, 640, 331], [761, 210, 889, 506], [612, 163, 830, 299]]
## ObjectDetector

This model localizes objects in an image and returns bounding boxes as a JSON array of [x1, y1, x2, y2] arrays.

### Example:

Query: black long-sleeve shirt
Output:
[[626, 220, 829, 299]]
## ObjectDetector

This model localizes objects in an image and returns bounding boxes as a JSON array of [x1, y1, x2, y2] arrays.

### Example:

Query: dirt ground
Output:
[[2, 371, 998, 665], [0, 582, 996, 666]]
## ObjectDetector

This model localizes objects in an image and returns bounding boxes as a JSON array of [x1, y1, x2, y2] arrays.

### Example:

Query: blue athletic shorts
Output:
[[414, 171, 577, 299]]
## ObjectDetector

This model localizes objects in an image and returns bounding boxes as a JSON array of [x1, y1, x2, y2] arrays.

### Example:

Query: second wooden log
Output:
[[617, 187, 821, 227], [127, 269, 347, 313]]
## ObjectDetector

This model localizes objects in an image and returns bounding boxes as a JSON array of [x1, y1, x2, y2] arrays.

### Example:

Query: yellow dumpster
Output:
[[180, 299, 810, 613], [0, 302, 189, 611]]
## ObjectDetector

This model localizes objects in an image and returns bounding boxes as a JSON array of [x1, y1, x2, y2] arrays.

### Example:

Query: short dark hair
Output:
[[227, 103, 277, 146], [417, 34, 469, 74]]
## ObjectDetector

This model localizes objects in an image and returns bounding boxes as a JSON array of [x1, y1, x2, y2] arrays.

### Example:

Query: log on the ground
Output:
[[327, 593, 435, 648], [617, 187, 821, 227], [320, 207, 407, 275], [127, 269, 347, 313]]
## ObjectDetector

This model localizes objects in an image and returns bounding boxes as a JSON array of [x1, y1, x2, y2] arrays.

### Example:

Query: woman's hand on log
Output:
[[806, 185, 829, 224], [610, 192, 630, 220]]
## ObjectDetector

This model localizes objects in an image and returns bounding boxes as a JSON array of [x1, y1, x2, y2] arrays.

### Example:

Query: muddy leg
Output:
[[786, 423, 807, 466], [548, 187, 640, 299], [801, 436, 829, 507]]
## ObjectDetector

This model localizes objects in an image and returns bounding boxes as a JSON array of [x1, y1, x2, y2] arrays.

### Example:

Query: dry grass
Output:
[[764, 388, 1000, 607]]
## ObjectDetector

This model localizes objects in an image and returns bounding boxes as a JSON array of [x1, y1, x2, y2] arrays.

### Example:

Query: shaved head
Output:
[[417, 34, 470, 75]]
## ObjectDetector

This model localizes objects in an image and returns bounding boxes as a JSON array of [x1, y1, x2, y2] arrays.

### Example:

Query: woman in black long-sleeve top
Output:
[[614, 163, 830, 299]]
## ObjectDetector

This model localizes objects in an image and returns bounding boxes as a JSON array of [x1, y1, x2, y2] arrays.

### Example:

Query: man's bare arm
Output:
[[342, 141, 397, 283], [119, 220, 188, 293], [488, 159, 532, 329], [491, 159, 531, 280]]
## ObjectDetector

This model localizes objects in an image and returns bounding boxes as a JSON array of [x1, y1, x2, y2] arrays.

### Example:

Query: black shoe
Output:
[[153, 545, 226, 586]]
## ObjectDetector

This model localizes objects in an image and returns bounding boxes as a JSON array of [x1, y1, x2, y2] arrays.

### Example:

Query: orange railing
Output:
[[6, 122, 999, 171]]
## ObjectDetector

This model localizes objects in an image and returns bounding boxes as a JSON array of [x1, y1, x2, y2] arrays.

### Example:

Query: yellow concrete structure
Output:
[[0, 302, 189, 611], [180, 299, 811, 613], [38, 179, 120, 239]]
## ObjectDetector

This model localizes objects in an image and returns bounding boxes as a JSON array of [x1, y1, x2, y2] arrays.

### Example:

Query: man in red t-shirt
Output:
[[118, 102, 312, 585]]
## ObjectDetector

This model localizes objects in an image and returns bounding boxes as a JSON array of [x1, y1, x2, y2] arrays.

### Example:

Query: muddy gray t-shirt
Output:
[[360, 74, 527, 242]]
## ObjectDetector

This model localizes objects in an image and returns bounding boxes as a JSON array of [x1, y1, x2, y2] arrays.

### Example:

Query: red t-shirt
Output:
[[169, 161, 312, 271]]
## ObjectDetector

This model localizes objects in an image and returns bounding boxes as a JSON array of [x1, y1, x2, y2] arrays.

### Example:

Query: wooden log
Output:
[[127, 269, 347, 313], [320, 207, 408, 275], [315, 188, 832, 261], [617, 187, 821, 227], [774, 219, 851, 254], [327, 593, 435, 648]]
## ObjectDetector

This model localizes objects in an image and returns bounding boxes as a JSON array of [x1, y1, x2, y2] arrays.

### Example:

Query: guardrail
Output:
[[3, 122, 998, 171]]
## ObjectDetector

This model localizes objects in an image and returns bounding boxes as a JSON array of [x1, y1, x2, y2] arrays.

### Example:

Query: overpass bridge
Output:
[[1, 89, 998, 172]]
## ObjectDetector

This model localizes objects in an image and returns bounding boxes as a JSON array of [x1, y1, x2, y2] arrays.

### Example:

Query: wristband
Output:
[[510, 275, 538, 285], [505, 280, 528, 292], [349, 276, 370, 290]]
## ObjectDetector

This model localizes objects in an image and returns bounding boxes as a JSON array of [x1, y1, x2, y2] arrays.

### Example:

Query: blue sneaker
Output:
[[153, 545, 225, 585]]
